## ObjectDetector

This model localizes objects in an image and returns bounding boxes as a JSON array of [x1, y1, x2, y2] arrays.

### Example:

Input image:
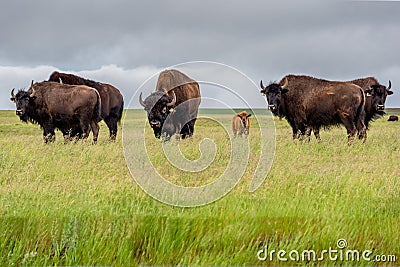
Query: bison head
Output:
[[260, 79, 288, 115], [10, 87, 36, 122], [365, 80, 393, 112], [139, 90, 177, 138], [236, 112, 251, 134]]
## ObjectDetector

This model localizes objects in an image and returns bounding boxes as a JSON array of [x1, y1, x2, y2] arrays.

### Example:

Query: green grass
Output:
[[0, 109, 399, 266]]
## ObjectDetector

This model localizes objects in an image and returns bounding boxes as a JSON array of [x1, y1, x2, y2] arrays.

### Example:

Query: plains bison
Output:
[[139, 69, 201, 140], [260, 75, 367, 143], [48, 71, 124, 141], [232, 111, 251, 137], [10, 81, 101, 143], [311, 77, 393, 140]]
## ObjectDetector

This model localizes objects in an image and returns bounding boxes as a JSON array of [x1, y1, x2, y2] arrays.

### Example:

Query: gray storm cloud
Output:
[[1, 0, 399, 109]]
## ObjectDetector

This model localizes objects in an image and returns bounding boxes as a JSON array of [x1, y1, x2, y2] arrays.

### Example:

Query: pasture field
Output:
[[0, 109, 399, 266]]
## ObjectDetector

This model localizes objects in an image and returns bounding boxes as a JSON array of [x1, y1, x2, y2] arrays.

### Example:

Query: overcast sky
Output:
[[1, 0, 399, 110]]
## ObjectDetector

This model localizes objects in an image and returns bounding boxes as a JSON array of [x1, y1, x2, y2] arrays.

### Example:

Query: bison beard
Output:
[[48, 71, 124, 141], [260, 75, 367, 143]]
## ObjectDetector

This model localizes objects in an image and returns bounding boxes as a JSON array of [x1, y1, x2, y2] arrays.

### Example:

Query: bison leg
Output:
[[312, 126, 321, 142], [78, 119, 91, 140], [305, 127, 312, 142], [90, 121, 100, 144], [42, 122, 55, 143], [180, 124, 189, 139], [339, 114, 357, 144], [292, 129, 299, 140], [180, 121, 194, 139], [61, 129, 72, 143], [104, 117, 118, 141], [287, 119, 299, 140], [297, 124, 307, 141], [356, 119, 367, 143]]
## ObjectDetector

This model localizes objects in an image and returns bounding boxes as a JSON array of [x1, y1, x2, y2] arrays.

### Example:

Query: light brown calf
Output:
[[232, 111, 251, 137]]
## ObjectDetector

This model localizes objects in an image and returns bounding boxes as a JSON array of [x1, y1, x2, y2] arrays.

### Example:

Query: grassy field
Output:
[[0, 109, 399, 266]]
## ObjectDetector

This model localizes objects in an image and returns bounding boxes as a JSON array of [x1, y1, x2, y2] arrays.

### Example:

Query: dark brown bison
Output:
[[260, 75, 367, 143], [10, 81, 101, 143], [139, 69, 201, 140], [310, 77, 393, 140], [232, 111, 251, 137], [388, 115, 398, 121], [48, 71, 124, 141]]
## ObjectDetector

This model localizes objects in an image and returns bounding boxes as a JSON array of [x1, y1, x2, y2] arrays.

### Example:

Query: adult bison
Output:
[[139, 69, 201, 140], [260, 75, 367, 143], [48, 71, 124, 141], [311, 77, 393, 140], [388, 115, 398, 121], [232, 111, 251, 137], [10, 81, 101, 143]]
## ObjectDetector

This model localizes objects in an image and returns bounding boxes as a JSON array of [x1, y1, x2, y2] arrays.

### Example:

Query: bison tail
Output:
[[355, 87, 366, 137], [356, 87, 365, 123], [117, 99, 124, 124], [94, 91, 102, 122]]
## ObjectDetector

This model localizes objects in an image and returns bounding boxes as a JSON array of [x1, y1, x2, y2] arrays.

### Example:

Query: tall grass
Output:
[[0, 109, 399, 266]]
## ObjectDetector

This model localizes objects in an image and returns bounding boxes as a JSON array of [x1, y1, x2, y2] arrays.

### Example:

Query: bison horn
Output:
[[11, 88, 15, 98], [281, 77, 289, 89], [260, 80, 266, 90], [31, 80, 34, 87], [29, 87, 36, 98], [387, 80, 391, 90], [166, 92, 177, 107], [139, 92, 146, 107], [59, 77, 63, 84]]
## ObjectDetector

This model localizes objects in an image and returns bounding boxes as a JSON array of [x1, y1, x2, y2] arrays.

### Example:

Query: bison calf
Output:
[[232, 111, 251, 137]]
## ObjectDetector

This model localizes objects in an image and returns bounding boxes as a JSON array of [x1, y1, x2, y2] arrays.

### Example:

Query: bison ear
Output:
[[281, 88, 289, 94], [387, 90, 393, 95], [247, 114, 252, 118], [169, 108, 175, 113], [365, 89, 372, 96], [10, 97, 15, 103], [260, 90, 267, 96]]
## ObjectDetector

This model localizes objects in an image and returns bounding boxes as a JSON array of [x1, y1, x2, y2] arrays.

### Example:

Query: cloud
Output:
[[2, 64, 161, 110], [1, 1, 399, 108]]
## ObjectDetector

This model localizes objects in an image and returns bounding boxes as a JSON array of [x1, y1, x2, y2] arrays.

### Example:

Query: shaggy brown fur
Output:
[[260, 75, 366, 143], [11, 81, 101, 143], [48, 71, 124, 140], [310, 77, 393, 140], [140, 69, 201, 140]]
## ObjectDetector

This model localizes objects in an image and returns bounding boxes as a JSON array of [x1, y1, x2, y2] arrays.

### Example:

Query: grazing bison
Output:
[[48, 71, 124, 141], [10, 81, 101, 143], [232, 111, 251, 137], [311, 77, 393, 140], [260, 75, 367, 143], [388, 115, 398, 121], [139, 69, 201, 140]]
